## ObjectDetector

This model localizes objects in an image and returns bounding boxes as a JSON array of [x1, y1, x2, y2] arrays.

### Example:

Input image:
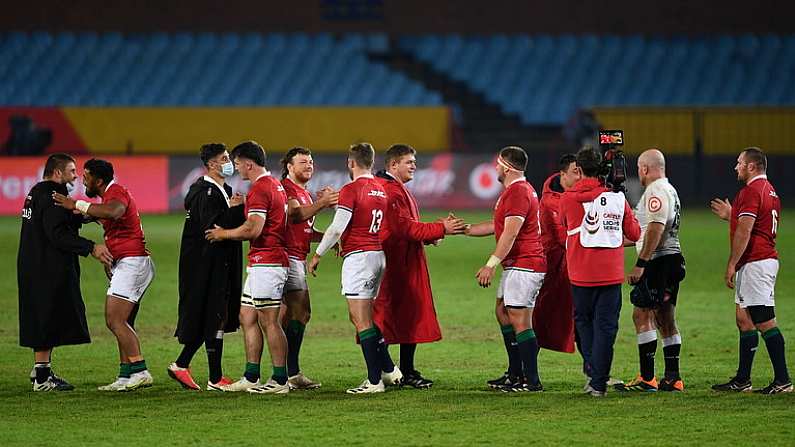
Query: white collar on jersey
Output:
[[747, 174, 767, 185], [505, 176, 526, 187], [203, 175, 230, 207], [104, 180, 116, 193]]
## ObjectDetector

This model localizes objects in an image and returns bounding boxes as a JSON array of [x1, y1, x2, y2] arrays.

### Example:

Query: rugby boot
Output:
[[711, 376, 752, 392], [167, 363, 201, 390], [346, 379, 385, 394], [615, 374, 658, 392]]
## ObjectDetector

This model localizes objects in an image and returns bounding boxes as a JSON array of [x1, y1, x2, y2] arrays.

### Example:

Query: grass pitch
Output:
[[1, 209, 793, 446]]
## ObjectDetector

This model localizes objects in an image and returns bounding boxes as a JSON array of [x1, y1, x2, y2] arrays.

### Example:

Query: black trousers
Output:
[[572, 284, 622, 392]]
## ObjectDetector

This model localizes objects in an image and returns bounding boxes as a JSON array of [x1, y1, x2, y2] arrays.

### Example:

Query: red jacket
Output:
[[533, 173, 575, 353], [560, 177, 641, 287], [373, 171, 445, 344], [539, 173, 567, 250]]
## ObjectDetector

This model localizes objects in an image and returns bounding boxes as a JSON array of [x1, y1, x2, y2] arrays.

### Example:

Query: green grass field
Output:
[[1, 209, 793, 446]]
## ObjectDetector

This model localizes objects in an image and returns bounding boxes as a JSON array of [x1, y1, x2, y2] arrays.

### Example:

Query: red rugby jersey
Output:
[[494, 178, 546, 272], [282, 177, 314, 260], [337, 175, 386, 257], [245, 174, 288, 267], [100, 182, 148, 260], [731, 175, 780, 268]]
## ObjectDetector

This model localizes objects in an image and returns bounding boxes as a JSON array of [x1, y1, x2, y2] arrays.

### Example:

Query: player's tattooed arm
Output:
[[205, 214, 265, 242]]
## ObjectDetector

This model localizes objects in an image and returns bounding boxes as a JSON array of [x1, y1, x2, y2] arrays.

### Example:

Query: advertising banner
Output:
[[167, 153, 514, 213], [0, 156, 169, 215]]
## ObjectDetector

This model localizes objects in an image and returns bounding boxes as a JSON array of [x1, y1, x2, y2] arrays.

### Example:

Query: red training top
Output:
[[245, 174, 288, 267], [731, 175, 780, 268], [337, 175, 386, 257], [282, 177, 314, 260], [100, 182, 148, 260], [493, 178, 546, 272]]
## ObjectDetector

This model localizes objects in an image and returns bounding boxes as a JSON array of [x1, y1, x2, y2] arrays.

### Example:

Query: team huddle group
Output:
[[17, 140, 791, 395]]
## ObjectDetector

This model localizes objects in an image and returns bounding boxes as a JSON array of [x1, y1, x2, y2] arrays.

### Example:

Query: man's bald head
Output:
[[637, 148, 666, 186], [638, 149, 666, 169]]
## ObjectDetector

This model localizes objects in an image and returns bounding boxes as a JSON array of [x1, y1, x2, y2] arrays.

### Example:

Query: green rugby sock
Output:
[[285, 320, 306, 377], [272, 366, 288, 385], [130, 360, 147, 374], [516, 329, 540, 385], [119, 363, 132, 379], [501, 324, 521, 376], [762, 327, 790, 383], [737, 330, 758, 381], [244, 362, 261, 382]]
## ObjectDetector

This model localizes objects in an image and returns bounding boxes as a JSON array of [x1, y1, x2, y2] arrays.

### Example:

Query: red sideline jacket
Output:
[[373, 171, 445, 344], [560, 177, 641, 287], [533, 173, 575, 353]]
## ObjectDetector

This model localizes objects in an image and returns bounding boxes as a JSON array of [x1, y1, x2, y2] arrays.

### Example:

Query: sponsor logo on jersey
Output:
[[648, 196, 662, 212], [368, 190, 386, 198], [584, 210, 600, 234]]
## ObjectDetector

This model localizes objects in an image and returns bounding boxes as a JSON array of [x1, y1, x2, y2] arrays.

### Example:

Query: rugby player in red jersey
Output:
[[205, 141, 291, 394], [279, 147, 338, 389], [309, 143, 401, 394], [54, 158, 155, 392], [465, 146, 547, 392], [710, 147, 791, 394]]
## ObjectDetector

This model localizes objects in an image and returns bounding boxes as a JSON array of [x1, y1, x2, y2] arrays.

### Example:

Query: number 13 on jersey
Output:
[[369, 209, 383, 233]]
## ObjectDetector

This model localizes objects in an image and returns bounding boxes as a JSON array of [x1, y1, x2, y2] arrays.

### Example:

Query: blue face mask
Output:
[[220, 161, 234, 178]]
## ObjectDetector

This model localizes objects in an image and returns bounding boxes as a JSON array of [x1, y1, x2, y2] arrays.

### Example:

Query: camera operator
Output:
[[560, 146, 641, 396]]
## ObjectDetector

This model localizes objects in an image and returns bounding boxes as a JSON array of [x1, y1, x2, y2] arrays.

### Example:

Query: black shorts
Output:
[[631, 253, 686, 309]]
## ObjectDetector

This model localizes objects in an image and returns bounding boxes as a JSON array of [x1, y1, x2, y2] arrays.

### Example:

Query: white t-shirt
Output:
[[635, 177, 681, 259]]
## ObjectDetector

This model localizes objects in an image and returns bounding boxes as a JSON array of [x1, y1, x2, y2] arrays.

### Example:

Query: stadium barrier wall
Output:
[[2, 153, 794, 216], [593, 107, 795, 155], [1, 107, 451, 155]]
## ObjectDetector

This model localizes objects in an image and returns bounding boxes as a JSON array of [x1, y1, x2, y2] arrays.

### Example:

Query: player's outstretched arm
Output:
[[205, 214, 265, 242], [465, 221, 495, 237], [288, 189, 339, 223], [53, 192, 126, 220], [476, 216, 522, 288], [308, 207, 352, 276]]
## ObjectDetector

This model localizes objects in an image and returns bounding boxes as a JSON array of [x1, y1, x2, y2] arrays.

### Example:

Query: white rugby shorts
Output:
[[497, 268, 545, 308], [341, 251, 385, 300], [242, 265, 288, 309], [107, 256, 155, 304], [735, 258, 778, 308], [284, 257, 308, 293]]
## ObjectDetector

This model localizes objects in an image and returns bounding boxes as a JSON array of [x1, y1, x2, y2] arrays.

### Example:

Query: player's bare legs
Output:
[[241, 306, 264, 365], [348, 299, 373, 332], [281, 290, 311, 327], [102, 296, 151, 390], [105, 297, 142, 360], [258, 307, 288, 369]]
